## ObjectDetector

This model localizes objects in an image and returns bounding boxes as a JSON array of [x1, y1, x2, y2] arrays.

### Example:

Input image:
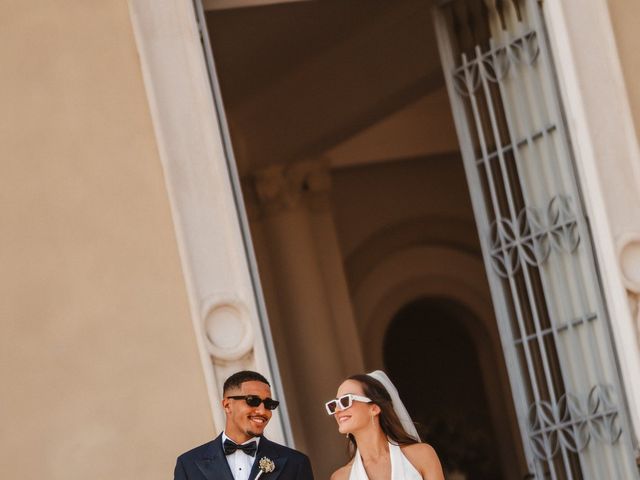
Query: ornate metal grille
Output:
[[434, 1, 639, 478]]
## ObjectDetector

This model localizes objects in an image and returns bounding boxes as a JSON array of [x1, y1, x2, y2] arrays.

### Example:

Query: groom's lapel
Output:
[[248, 437, 288, 480], [196, 434, 235, 480]]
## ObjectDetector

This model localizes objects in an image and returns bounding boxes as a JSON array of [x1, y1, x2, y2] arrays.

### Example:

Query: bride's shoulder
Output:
[[330, 461, 354, 480], [400, 442, 438, 458], [400, 443, 444, 480]]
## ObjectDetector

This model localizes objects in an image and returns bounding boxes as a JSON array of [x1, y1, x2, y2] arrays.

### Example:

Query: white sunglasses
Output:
[[325, 393, 372, 415]]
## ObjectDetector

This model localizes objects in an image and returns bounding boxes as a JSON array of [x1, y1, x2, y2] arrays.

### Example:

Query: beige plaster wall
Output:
[[0, 2, 213, 478], [608, 0, 640, 143]]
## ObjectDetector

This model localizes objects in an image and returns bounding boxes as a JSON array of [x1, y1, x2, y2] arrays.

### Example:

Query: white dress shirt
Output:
[[222, 432, 260, 480]]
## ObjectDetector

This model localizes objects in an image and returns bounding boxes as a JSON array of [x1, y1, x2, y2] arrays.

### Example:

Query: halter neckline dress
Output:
[[349, 442, 422, 480]]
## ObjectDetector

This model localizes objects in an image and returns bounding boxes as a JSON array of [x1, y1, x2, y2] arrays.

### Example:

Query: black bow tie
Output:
[[223, 439, 257, 457]]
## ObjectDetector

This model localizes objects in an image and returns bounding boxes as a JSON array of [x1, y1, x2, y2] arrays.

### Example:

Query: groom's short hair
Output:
[[223, 370, 270, 394]]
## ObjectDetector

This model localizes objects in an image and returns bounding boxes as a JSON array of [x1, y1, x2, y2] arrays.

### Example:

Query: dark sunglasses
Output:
[[227, 395, 280, 410]]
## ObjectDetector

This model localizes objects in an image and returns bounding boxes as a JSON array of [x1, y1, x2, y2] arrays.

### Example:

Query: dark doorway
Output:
[[202, 1, 523, 478], [384, 297, 504, 480]]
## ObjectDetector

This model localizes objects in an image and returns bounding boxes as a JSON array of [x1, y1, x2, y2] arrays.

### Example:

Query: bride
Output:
[[326, 371, 445, 480]]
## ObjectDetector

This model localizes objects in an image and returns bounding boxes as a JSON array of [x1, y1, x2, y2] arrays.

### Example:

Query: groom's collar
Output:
[[198, 434, 288, 480], [222, 431, 262, 448], [195, 434, 234, 480]]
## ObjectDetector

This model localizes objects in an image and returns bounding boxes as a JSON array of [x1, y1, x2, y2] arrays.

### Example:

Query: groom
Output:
[[174, 370, 314, 480]]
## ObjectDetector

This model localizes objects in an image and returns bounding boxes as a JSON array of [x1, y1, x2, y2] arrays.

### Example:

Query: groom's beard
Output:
[[246, 414, 269, 437]]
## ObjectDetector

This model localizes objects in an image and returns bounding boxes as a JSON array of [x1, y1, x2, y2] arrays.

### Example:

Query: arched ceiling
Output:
[[205, 0, 447, 173]]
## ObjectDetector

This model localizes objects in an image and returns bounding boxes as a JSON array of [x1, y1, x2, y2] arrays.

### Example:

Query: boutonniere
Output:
[[255, 456, 276, 479]]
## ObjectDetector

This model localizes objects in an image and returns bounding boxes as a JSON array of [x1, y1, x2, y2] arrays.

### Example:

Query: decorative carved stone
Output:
[[617, 233, 640, 342], [201, 295, 254, 363], [254, 165, 298, 215], [304, 158, 332, 212], [252, 159, 332, 216]]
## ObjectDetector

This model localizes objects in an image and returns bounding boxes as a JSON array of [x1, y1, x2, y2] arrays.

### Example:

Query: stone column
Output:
[[305, 160, 365, 373], [249, 159, 362, 478]]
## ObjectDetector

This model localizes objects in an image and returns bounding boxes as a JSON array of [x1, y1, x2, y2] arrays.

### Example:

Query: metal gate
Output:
[[434, 0, 639, 478]]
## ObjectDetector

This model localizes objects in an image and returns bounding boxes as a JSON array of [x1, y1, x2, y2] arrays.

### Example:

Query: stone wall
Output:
[[0, 2, 213, 478]]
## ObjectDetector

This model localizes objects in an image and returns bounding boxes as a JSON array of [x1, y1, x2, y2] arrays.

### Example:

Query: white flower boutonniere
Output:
[[255, 456, 276, 480]]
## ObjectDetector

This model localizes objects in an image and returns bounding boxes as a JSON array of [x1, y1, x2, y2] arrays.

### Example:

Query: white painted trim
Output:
[[543, 0, 640, 442], [203, 0, 308, 10], [127, 0, 288, 444]]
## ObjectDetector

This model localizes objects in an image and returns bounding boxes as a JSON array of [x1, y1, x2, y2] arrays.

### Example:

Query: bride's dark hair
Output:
[[346, 374, 419, 458]]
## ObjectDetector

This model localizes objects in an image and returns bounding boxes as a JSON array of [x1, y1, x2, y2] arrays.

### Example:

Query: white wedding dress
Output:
[[349, 442, 422, 480]]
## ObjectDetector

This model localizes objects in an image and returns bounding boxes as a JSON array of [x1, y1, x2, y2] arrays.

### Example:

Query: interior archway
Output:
[[352, 244, 525, 479], [384, 297, 503, 479]]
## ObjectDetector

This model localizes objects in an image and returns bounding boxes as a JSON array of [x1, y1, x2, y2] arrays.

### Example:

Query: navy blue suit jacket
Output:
[[174, 434, 314, 480]]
